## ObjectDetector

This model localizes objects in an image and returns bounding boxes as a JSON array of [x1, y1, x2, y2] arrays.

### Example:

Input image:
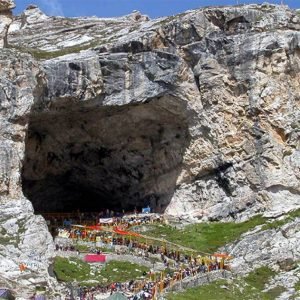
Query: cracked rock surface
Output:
[[223, 218, 300, 299], [226, 219, 300, 274], [0, 1, 299, 296], [0, 0, 14, 47]]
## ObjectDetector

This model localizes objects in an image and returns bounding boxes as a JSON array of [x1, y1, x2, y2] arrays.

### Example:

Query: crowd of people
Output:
[[48, 212, 164, 238], [47, 210, 230, 299], [56, 227, 228, 271], [61, 259, 226, 300], [43, 208, 163, 229], [53, 237, 229, 300]]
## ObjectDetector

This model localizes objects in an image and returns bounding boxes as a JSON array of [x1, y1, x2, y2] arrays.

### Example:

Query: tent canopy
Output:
[[0, 289, 14, 300], [99, 218, 114, 224], [86, 225, 103, 231], [142, 207, 151, 213], [213, 253, 231, 258]]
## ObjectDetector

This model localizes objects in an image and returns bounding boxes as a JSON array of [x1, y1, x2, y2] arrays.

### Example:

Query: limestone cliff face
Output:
[[0, 2, 300, 294], [0, 0, 14, 47], [0, 49, 55, 295], [8, 3, 299, 221]]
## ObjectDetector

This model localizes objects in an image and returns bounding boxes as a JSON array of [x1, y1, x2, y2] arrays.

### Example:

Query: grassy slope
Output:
[[138, 208, 300, 254], [53, 257, 149, 286], [142, 212, 300, 299], [294, 274, 300, 299], [167, 267, 285, 300], [53, 256, 100, 283], [101, 260, 149, 283], [53, 209, 299, 290], [141, 215, 266, 253]]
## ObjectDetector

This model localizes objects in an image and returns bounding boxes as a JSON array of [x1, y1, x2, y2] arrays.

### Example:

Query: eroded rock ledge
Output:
[[0, 2, 299, 296]]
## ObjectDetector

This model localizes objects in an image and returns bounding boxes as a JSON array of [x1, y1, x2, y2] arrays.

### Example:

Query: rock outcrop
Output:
[[228, 219, 300, 275], [224, 218, 300, 299], [0, 0, 14, 47], [0, 49, 55, 296], [0, 1, 299, 296]]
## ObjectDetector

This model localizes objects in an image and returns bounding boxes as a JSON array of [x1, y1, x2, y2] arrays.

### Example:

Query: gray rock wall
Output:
[[0, 2, 299, 295], [0, 0, 14, 48], [226, 219, 300, 275], [0, 49, 54, 295]]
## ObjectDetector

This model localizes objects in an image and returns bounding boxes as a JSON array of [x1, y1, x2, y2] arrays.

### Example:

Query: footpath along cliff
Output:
[[0, 0, 299, 297]]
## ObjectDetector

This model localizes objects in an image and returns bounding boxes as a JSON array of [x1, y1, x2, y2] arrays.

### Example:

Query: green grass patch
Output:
[[167, 279, 233, 300], [16, 219, 27, 235], [167, 267, 280, 300], [167, 278, 265, 300], [265, 285, 286, 298], [53, 256, 99, 283], [53, 257, 149, 287], [35, 286, 47, 292], [0, 235, 11, 245], [295, 279, 300, 291], [74, 243, 90, 252], [245, 266, 276, 290], [261, 208, 300, 231], [139, 215, 266, 253], [138, 209, 300, 254], [98, 246, 114, 253], [100, 260, 149, 284], [74, 242, 114, 253]]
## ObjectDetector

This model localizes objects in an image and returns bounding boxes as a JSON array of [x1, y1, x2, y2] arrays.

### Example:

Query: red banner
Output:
[[84, 254, 106, 263], [86, 225, 103, 231], [113, 227, 141, 237]]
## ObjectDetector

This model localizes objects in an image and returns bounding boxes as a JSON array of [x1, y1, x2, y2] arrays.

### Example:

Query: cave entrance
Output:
[[22, 96, 190, 214]]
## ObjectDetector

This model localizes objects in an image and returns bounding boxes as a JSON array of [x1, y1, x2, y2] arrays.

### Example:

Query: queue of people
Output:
[[46, 211, 164, 238], [48, 210, 231, 300], [43, 208, 162, 228], [56, 226, 229, 271], [53, 237, 229, 300], [61, 260, 223, 300]]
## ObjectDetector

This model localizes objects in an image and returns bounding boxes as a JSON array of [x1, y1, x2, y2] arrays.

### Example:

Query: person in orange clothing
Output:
[[19, 263, 26, 272]]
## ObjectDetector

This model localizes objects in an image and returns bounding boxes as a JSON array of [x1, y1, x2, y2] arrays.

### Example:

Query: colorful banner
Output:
[[113, 227, 141, 237], [84, 254, 106, 263], [86, 225, 103, 231]]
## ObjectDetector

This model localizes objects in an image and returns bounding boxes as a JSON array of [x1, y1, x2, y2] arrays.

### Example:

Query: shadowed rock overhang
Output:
[[22, 96, 190, 213]]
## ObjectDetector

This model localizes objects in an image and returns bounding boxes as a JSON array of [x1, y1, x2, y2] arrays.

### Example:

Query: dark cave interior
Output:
[[22, 97, 190, 213]]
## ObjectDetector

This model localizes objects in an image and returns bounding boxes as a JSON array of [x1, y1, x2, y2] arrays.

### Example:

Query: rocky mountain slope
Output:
[[0, 0, 299, 297]]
